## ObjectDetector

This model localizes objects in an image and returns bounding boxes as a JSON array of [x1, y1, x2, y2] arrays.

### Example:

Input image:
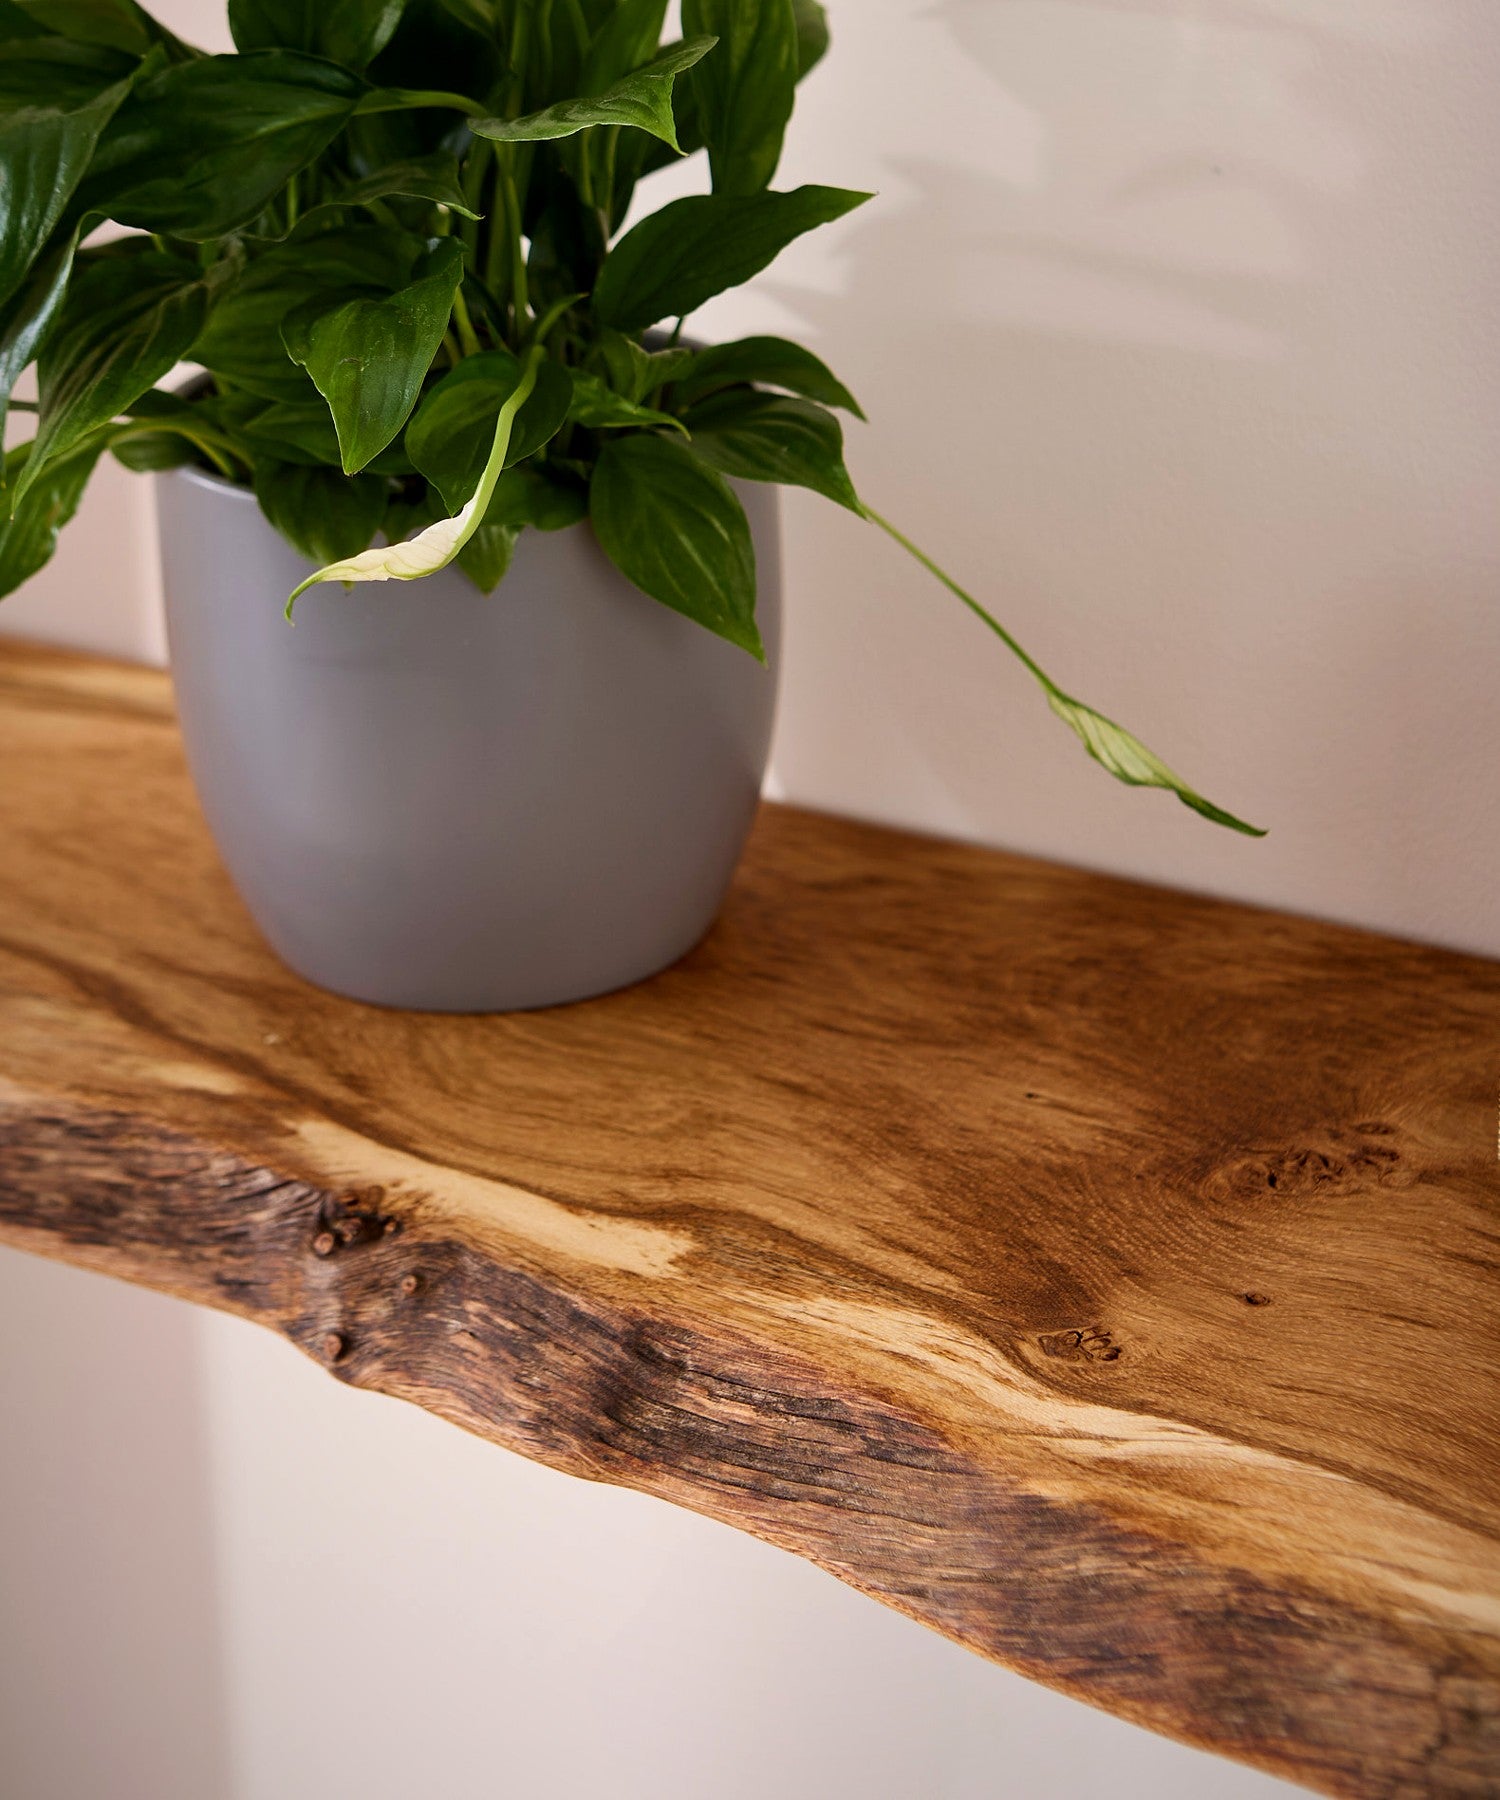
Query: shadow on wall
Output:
[[758, 0, 1499, 952]]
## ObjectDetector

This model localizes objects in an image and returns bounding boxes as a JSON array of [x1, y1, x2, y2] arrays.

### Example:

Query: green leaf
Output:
[[13, 247, 209, 507], [0, 36, 138, 113], [0, 427, 112, 599], [254, 460, 387, 563], [682, 0, 797, 195], [1043, 691, 1265, 833], [594, 185, 872, 334], [592, 328, 693, 404], [859, 505, 1266, 837], [455, 519, 516, 593], [567, 369, 685, 435], [233, 398, 339, 465], [792, 0, 829, 81], [193, 225, 422, 402], [480, 463, 588, 534], [0, 226, 78, 475], [102, 388, 241, 474], [283, 237, 464, 474], [286, 346, 544, 611], [361, 0, 503, 122], [430, 0, 491, 31], [245, 152, 481, 243], [0, 69, 130, 312], [578, 0, 668, 94], [9, 1, 169, 55], [672, 334, 863, 417], [332, 151, 479, 219], [233, 398, 414, 474], [228, 0, 410, 71], [78, 51, 367, 239], [471, 36, 715, 153], [590, 432, 761, 658], [405, 349, 573, 510], [0, 2, 46, 40], [683, 389, 859, 511]]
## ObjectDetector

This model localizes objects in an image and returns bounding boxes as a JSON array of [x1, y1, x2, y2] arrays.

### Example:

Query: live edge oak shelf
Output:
[[0, 643, 1497, 1798]]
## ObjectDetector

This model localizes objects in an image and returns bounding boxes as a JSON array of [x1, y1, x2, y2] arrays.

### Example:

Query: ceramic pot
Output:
[[156, 465, 781, 1012]]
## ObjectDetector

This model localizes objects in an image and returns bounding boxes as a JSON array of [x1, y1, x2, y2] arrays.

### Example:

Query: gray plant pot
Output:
[[156, 465, 782, 1012]]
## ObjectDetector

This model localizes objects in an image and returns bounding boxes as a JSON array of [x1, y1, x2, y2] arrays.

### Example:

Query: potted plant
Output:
[[0, 0, 1261, 1011]]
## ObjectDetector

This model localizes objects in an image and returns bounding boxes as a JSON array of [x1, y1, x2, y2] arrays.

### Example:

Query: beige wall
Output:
[[6, 0, 1495, 1793]]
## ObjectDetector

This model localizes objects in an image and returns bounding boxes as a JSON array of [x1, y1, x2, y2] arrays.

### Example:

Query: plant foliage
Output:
[[0, 0, 1261, 832]]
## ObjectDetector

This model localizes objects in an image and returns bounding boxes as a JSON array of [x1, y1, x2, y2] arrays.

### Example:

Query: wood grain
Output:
[[0, 638, 1497, 1797]]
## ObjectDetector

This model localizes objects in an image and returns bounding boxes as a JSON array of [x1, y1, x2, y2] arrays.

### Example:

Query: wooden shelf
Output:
[[1, 639, 1497, 1797]]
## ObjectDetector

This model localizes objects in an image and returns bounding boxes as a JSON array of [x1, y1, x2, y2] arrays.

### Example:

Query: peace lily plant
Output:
[[0, 0, 1260, 834]]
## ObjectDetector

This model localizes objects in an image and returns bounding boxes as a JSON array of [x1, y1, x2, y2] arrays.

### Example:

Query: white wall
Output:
[[7, 0, 1497, 1793]]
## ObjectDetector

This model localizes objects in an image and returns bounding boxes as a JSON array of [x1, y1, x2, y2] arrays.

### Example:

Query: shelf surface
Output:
[[1, 639, 1497, 1798]]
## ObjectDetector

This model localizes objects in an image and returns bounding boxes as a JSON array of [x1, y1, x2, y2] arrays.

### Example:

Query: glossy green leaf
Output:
[[0, 226, 78, 474], [792, 0, 829, 80], [593, 330, 693, 405], [361, 0, 503, 123], [578, 0, 668, 95], [0, 427, 112, 599], [683, 389, 859, 511], [472, 36, 715, 153], [235, 397, 414, 473], [405, 349, 573, 510], [246, 152, 481, 242], [333, 151, 479, 218], [234, 398, 339, 465], [682, 0, 796, 195], [430, 0, 491, 32], [14, 248, 209, 506], [0, 36, 138, 113], [455, 519, 516, 592], [286, 347, 543, 610], [193, 226, 422, 403], [567, 369, 685, 435], [672, 334, 863, 417], [590, 433, 761, 658], [9, 1, 163, 55], [109, 395, 206, 470], [228, 0, 409, 71], [283, 237, 464, 473], [861, 506, 1266, 836], [108, 391, 247, 473], [353, 83, 484, 120], [78, 52, 367, 239], [594, 185, 872, 334], [253, 459, 387, 563], [480, 463, 588, 534], [0, 70, 130, 311], [0, 2, 46, 40]]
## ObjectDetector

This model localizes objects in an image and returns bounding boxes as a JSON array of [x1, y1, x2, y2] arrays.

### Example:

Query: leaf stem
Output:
[[859, 503, 1049, 687], [500, 155, 530, 340], [283, 350, 545, 618], [451, 284, 483, 358], [859, 503, 1264, 835]]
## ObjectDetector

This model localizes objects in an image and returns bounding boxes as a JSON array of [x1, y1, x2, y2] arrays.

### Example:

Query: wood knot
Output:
[[1039, 1326, 1123, 1364], [317, 1187, 402, 1251], [1243, 1291, 1273, 1307], [1209, 1124, 1406, 1205]]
